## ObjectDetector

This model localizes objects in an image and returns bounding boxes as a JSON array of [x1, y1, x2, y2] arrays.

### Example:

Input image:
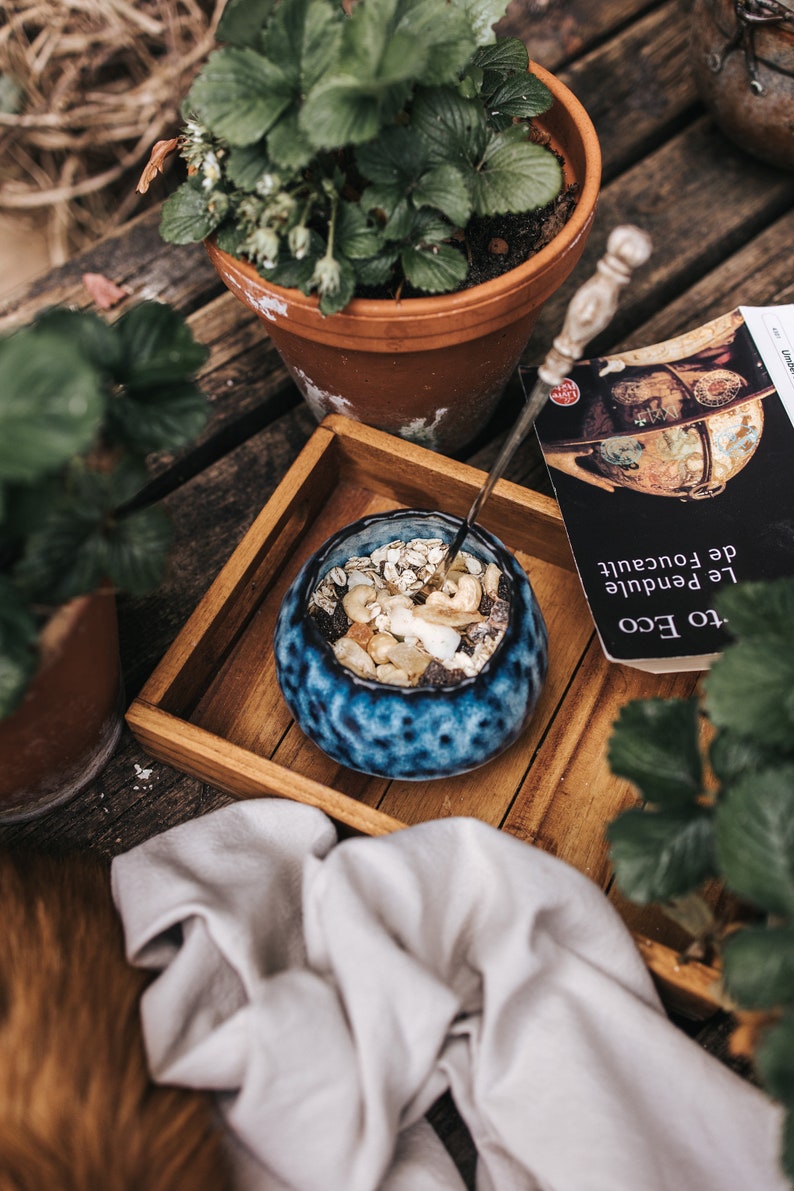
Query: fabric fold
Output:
[[111, 800, 787, 1191]]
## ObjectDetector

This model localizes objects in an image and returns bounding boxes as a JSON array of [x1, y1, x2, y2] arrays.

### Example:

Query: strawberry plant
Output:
[[150, 0, 564, 314], [606, 577, 794, 1180], [0, 301, 208, 719]]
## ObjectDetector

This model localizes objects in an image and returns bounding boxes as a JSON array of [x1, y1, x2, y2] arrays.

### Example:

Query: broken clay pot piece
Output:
[[273, 509, 548, 781]]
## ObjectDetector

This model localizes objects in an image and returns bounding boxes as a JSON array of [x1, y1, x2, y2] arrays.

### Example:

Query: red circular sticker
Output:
[[550, 378, 580, 406]]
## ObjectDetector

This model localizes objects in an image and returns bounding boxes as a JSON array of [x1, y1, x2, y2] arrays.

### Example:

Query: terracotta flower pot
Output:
[[690, 0, 794, 171], [205, 64, 601, 454], [0, 589, 123, 822]]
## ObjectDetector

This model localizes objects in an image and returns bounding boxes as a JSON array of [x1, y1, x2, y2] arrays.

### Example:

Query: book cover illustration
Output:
[[524, 306, 794, 672]]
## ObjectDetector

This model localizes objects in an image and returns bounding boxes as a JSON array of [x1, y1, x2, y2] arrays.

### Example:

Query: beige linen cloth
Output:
[[111, 800, 787, 1191]]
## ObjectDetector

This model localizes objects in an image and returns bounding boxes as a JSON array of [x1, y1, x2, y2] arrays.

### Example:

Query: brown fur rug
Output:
[[0, 850, 234, 1191]]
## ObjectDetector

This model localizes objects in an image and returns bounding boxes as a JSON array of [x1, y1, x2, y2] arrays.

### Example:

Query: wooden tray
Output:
[[127, 414, 721, 1018]]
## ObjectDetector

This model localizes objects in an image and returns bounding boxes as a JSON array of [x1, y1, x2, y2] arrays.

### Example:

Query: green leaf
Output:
[[266, 110, 315, 171], [380, 206, 451, 248], [300, 0, 425, 147], [381, 199, 415, 240], [0, 330, 103, 484], [215, 222, 246, 257], [401, 242, 468, 292], [160, 181, 225, 245], [471, 38, 529, 73], [357, 128, 470, 225], [302, 75, 412, 148], [487, 70, 553, 119], [357, 126, 430, 187], [226, 142, 273, 190], [607, 697, 704, 808], [12, 462, 168, 604], [262, 0, 343, 93], [110, 382, 209, 454], [392, 0, 477, 85], [335, 0, 426, 82], [710, 728, 789, 786], [216, 0, 276, 49], [354, 250, 399, 288], [755, 1011, 794, 1103], [186, 47, 292, 146], [413, 163, 472, 226], [411, 86, 488, 167], [15, 507, 108, 606], [2, 474, 62, 540], [0, 577, 39, 720], [471, 127, 562, 215], [450, 0, 509, 44], [33, 308, 122, 375], [335, 202, 384, 260], [716, 766, 794, 916], [715, 577, 794, 642], [705, 639, 794, 753], [722, 925, 794, 1009], [113, 302, 208, 389], [262, 251, 320, 292], [105, 507, 172, 597], [607, 806, 717, 904]]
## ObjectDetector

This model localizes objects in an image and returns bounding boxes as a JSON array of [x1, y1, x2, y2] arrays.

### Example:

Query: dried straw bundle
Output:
[[0, 0, 224, 264]]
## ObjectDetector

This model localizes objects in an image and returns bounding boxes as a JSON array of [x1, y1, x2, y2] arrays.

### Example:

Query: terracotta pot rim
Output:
[[205, 62, 601, 325]]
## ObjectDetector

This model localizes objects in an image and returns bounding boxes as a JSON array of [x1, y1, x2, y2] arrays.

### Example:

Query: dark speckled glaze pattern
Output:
[[273, 509, 548, 781]]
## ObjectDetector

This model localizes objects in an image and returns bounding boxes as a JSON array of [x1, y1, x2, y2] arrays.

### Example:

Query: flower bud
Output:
[[245, 226, 280, 270], [201, 151, 222, 189], [255, 172, 281, 197], [288, 224, 311, 260], [311, 255, 341, 296]]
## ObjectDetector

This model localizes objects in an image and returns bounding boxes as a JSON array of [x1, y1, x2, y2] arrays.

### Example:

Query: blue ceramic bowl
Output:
[[273, 509, 548, 780]]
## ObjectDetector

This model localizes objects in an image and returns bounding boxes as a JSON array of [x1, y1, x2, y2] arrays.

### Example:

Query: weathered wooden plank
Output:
[[0, 734, 226, 856], [558, 0, 698, 180], [500, 0, 660, 72], [0, 207, 221, 331], [624, 205, 794, 348], [524, 116, 794, 365]]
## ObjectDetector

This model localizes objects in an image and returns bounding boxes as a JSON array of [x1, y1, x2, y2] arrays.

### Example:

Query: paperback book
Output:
[[523, 305, 794, 673]]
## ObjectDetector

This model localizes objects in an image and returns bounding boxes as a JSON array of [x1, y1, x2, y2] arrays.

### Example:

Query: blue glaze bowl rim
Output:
[[289, 507, 532, 696]]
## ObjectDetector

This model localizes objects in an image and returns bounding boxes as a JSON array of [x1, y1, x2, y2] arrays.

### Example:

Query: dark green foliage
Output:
[[606, 578, 794, 1182], [160, 0, 562, 314], [0, 303, 209, 719]]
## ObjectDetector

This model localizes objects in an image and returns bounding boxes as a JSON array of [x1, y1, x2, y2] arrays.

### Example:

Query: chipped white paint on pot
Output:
[[291, 365, 356, 423]]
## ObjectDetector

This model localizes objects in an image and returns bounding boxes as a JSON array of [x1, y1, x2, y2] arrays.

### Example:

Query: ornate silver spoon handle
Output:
[[417, 224, 653, 599]]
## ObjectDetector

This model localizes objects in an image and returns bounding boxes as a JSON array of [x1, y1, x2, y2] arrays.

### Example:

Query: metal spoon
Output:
[[414, 224, 653, 602]]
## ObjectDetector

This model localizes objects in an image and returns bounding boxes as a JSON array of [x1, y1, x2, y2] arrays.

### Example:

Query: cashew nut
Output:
[[342, 584, 379, 623], [332, 636, 376, 677], [426, 573, 482, 614]]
